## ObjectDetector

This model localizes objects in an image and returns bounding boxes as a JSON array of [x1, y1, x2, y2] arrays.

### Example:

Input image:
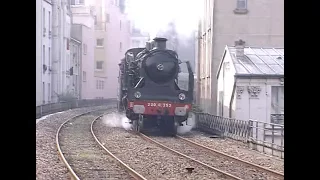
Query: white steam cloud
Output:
[[102, 112, 196, 135], [126, 0, 202, 38], [177, 112, 196, 135], [102, 112, 132, 130]]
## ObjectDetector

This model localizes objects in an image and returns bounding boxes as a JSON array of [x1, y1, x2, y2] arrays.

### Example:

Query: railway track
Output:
[[56, 108, 144, 180], [93, 114, 234, 180], [55, 107, 283, 180], [142, 134, 284, 180], [176, 135, 284, 177]]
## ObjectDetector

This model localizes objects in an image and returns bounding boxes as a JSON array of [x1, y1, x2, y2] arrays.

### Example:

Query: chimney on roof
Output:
[[235, 39, 245, 58]]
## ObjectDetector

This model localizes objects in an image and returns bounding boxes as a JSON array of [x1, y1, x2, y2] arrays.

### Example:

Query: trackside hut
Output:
[[216, 40, 284, 125]]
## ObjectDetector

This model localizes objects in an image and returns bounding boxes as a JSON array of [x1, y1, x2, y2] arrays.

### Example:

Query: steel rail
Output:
[[139, 133, 243, 180], [91, 112, 147, 180], [56, 109, 102, 180], [176, 135, 284, 178]]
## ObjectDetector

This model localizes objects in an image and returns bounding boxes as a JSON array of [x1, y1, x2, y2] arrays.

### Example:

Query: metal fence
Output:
[[249, 119, 284, 158], [36, 99, 117, 119], [194, 112, 284, 159]]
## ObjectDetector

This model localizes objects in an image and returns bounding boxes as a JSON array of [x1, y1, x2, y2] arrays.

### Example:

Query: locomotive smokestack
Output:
[[153, 37, 167, 50]]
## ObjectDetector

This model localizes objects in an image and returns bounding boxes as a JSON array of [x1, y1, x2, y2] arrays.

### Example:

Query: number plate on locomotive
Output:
[[147, 102, 172, 108]]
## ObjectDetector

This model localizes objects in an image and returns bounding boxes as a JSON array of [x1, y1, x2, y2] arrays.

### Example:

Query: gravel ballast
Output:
[[58, 109, 134, 179], [36, 106, 109, 180], [181, 131, 284, 174], [93, 113, 234, 180], [152, 136, 283, 180]]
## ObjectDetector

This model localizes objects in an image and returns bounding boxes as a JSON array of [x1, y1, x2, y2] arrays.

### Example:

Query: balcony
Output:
[[71, 5, 95, 16]]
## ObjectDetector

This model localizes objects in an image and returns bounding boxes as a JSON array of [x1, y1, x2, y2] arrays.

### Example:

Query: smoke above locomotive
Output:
[[117, 37, 194, 136]]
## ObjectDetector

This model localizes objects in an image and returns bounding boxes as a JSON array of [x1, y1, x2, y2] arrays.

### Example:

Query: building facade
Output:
[[69, 38, 81, 98], [198, 0, 284, 114], [71, 0, 96, 99], [36, 0, 53, 105], [51, 0, 72, 102], [36, 0, 42, 106], [216, 43, 284, 124], [104, 0, 130, 99], [92, 0, 108, 99]]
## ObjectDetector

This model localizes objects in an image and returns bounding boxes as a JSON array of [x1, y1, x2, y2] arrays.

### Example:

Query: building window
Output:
[[43, 45, 45, 73], [42, 82, 45, 104], [48, 83, 50, 102], [83, 44, 87, 55], [66, 39, 70, 50], [96, 61, 103, 70], [96, 80, 105, 89], [48, 47, 51, 69], [83, 71, 86, 82], [271, 86, 284, 124], [71, 0, 85, 5], [96, 38, 104, 47], [94, 16, 97, 25], [48, 11, 51, 32], [106, 14, 110, 23], [119, 42, 122, 52], [43, 8, 45, 28], [120, 20, 122, 30], [237, 0, 247, 9], [234, 0, 248, 14]]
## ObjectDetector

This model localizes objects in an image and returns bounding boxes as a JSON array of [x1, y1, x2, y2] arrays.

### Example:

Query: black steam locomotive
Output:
[[117, 37, 194, 135]]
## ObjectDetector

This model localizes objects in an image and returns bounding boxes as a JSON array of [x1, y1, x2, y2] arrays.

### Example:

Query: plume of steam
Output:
[[102, 112, 132, 130], [101, 112, 196, 135], [126, 0, 202, 39], [177, 112, 196, 135]]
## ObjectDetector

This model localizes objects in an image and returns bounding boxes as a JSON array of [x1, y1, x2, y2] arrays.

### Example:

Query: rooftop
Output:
[[226, 46, 284, 77]]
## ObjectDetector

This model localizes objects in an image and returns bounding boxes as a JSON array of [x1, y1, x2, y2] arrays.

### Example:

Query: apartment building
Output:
[[71, 0, 96, 99], [51, 0, 72, 102], [36, 0, 53, 105], [103, 0, 130, 99], [198, 0, 284, 114]]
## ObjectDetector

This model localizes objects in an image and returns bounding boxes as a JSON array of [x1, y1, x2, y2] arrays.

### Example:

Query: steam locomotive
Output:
[[117, 37, 194, 135]]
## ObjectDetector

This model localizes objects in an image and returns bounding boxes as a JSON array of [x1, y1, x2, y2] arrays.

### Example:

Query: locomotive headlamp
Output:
[[178, 93, 186, 100], [134, 91, 141, 99]]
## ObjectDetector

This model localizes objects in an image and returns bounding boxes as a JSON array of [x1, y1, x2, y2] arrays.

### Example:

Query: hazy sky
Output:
[[126, 0, 202, 38]]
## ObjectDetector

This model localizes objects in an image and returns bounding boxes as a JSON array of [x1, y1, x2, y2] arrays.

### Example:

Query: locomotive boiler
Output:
[[117, 37, 194, 135]]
